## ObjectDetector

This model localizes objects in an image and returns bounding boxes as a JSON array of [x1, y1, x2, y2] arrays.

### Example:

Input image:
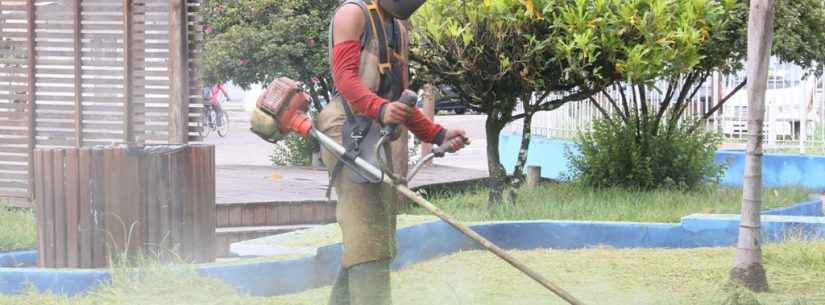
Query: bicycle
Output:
[[199, 102, 230, 138]]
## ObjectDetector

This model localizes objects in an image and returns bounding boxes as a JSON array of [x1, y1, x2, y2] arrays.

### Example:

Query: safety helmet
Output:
[[377, 0, 427, 20]]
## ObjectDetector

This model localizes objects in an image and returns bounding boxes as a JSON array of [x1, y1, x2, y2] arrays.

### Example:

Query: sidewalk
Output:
[[208, 113, 491, 205], [216, 164, 488, 205]]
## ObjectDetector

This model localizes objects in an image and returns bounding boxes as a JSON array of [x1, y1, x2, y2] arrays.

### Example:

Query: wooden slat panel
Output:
[[52, 149, 67, 268], [2, 0, 204, 202], [77, 148, 93, 268], [189, 145, 201, 261], [0, 147, 30, 154], [64, 149, 80, 268], [181, 146, 194, 260], [124, 146, 144, 257], [168, 146, 183, 256], [144, 151, 159, 253], [90, 148, 106, 267], [0, 137, 31, 145], [103, 147, 123, 262], [26, 0, 36, 202], [157, 151, 171, 257], [0, 171, 29, 180], [0, 163, 28, 171], [206, 145, 215, 261], [34, 150, 47, 267], [42, 150, 56, 267]]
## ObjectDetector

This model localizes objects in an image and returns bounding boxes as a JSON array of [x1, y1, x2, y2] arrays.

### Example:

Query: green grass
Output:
[[0, 203, 37, 252], [411, 184, 813, 223], [0, 185, 811, 253], [213, 185, 812, 253], [0, 186, 820, 305], [1, 241, 823, 305]]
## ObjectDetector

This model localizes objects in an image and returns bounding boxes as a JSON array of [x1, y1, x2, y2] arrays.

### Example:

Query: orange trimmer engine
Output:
[[250, 77, 313, 143]]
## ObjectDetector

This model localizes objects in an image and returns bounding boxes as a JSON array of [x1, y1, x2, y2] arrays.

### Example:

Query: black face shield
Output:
[[377, 0, 427, 20]]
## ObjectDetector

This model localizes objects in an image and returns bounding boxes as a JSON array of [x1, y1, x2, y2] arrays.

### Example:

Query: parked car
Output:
[[416, 86, 474, 115], [436, 86, 471, 114]]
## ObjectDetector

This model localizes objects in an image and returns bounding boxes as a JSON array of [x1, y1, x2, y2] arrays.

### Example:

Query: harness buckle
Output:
[[378, 62, 391, 75], [350, 130, 365, 140]]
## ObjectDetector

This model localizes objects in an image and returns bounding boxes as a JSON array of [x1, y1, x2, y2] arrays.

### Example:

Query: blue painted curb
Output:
[[763, 199, 823, 217], [0, 250, 36, 268], [2, 198, 823, 297], [499, 133, 825, 190]]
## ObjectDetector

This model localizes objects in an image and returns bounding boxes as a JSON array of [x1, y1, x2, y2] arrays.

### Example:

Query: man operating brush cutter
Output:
[[250, 1, 585, 305], [321, 0, 467, 304]]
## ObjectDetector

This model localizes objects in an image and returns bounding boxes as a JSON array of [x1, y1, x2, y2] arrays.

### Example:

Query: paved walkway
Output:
[[216, 164, 488, 205], [210, 111, 490, 205]]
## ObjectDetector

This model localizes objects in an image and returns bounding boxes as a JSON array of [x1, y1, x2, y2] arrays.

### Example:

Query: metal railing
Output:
[[509, 68, 825, 155]]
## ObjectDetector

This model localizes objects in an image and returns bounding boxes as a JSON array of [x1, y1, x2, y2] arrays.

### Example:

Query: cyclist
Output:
[[202, 83, 230, 127]]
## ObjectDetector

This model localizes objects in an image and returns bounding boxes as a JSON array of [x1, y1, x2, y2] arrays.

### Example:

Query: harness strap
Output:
[[364, 0, 392, 75], [326, 99, 375, 199]]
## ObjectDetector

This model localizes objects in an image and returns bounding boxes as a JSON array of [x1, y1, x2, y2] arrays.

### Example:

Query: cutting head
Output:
[[251, 77, 313, 142]]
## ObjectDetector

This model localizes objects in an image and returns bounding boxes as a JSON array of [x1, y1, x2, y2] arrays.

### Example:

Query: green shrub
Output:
[[568, 114, 724, 190], [271, 134, 318, 167], [0, 206, 37, 251]]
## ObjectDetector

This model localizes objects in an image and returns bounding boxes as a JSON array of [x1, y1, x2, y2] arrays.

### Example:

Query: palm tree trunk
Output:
[[730, 0, 776, 292]]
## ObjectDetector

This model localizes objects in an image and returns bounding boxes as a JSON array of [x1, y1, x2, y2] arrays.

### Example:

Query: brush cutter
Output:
[[251, 77, 586, 305]]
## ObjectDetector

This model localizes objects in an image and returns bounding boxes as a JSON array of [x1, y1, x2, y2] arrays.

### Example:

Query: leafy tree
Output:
[[551, 0, 742, 190], [547, 0, 825, 189], [550, 0, 747, 135], [201, 0, 338, 111], [412, 0, 593, 205], [550, 0, 825, 135]]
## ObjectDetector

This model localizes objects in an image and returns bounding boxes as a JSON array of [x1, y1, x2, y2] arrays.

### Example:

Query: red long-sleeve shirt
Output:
[[332, 40, 445, 144]]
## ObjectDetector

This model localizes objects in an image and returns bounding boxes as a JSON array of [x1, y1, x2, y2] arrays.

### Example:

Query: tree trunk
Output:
[[486, 113, 507, 207], [730, 0, 775, 293], [508, 106, 534, 205], [511, 112, 534, 187]]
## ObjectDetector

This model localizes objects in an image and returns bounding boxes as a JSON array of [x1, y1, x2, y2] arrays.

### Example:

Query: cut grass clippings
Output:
[[1, 240, 822, 305], [411, 184, 812, 223], [0, 204, 37, 252]]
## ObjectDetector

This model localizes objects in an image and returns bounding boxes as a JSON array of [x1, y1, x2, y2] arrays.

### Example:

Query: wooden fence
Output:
[[34, 145, 215, 268], [0, 0, 203, 204]]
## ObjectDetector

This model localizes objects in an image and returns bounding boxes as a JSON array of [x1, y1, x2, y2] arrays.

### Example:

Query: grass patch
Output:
[[0, 204, 37, 252], [203, 185, 813, 252], [1, 241, 822, 305], [411, 184, 812, 223]]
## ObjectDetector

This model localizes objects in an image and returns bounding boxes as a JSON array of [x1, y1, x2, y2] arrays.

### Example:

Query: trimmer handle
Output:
[[433, 136, 471, 157], [382, 89, 419, 138]]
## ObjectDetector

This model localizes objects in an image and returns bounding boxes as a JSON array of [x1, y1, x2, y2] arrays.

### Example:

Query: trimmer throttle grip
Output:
[[382, 89, 419, 139], [433, 136, 471, 157]]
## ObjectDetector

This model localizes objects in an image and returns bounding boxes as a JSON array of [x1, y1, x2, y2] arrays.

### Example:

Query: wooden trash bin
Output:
[[33, 145, 215, 268]]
